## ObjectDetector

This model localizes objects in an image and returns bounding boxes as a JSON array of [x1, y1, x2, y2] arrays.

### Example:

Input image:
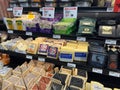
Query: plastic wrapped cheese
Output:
[[59, 46, 74, 62], [86, 82, 91, 90], [104, 87, 112, 90], [91, 81, 104, 90]]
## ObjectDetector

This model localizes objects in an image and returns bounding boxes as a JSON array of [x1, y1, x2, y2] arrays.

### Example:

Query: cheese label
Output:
[[74, 52, 87, 61], [28, 44, 36, 53], [38, 44, 49, 54], [59, 53, 73, 62], [47, 46, 58, 58]]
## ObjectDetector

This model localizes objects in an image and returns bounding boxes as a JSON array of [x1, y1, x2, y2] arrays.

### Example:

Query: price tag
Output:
[[67, 63, 76, 68], [46, 0, 54, 1], [38, 57, 45, 62], [26, 55, 33, 59], [42, 7, 55, 18], [8, 30, 13, 34], [53, 35, 61, 39], [13, 7, 23, 17], [77, 37, 86, 42], [107, 7, 113, 12], [61, 0, 69, 1], [26, 32, 32, 36], [105, 39, 117, 45], [92, 68, 103, 74], [109, 71, 120, 77], [64, 7, 78, 18], [7, 8, 13, 11]]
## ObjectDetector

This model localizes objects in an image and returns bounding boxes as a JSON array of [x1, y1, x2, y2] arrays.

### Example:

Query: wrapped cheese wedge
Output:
[[15, 78, 26, 90], [104, 87, 112, 90], [86, 82, 91, 90], [2, 80, 11, 90], [68, 76, 85, 90], [27, 41, 39, 54], [91, 81, 104, 90], [28, 60, 35, 72], [12, 66, 22, 77], [7, 75, 20, 85], [52, 73, 69, 85]]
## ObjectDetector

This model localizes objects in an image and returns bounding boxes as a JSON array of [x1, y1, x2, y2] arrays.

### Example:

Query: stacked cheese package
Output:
[[1, 60, 55, 90], [51, 66, 88, 90], [59, 41, 89, 62]]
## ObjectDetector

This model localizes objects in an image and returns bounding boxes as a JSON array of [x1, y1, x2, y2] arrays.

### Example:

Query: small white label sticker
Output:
[[107, 7, 113, 12], [26, 55, 33, 59], [64, 7, 78, 18], [109, 71, 120, 77], [26, 32, 32, 36], [53, 34, 61, 39], [8, 30, 13, 34], [42, 7, 55, 18], [7, 8, 13, 11], [77, 37, 86, 41], [38, 57, 45, 62], [105, 39, 117, 45], [92, 68, 103, 74], [67, 63, 76, 68], [13, 7, 23, 17]]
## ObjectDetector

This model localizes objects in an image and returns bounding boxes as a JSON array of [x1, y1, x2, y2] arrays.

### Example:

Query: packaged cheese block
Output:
[[44, 63, 54, 72], [12, 66, 22, 77], [114, 88, 120, 90], [28, 60, 35, 71], [104, 87, 112, 90], [46, 72, 54, 78], [60, 67, 72, 75], [24, 73, 37, 89], [15, 78, 26, 90], [35, 37, 47, 43], [31, 83, 39, 90], [6, 83, 16, 90], [64, 85, 80, 90], [31, 67, 42, 76], [0, 67, 12, 79], [50, 82, 64, 90], [54, 39, 66, 46], [68, 76, 85, 90], [52, 73, 69, 85], [74, 44, 88, 62], [47, 44, 61, 59], [27, 41, 39, 54], [66, 42, 78, 48], [38, 42, 50, 55], [15, 18, 26, 31], [4, 18, 14, 30], [2, 80, 11, 90], [7, 75, 20, 85], [39, 76, 51, 85], [91, 81, 104, 90], [73, 68, 88, 81], [38, 81, 47, 90], [86, 82, 91, 90], [59, 46, 74, 62]]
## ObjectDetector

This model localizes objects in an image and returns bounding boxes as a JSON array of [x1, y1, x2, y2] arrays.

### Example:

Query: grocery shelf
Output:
[[0, 49, 120, 79], [7, 30, 120, 44]]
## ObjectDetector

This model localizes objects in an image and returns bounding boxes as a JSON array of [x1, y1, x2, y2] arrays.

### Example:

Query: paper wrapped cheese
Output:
[[15, 78, 26, 90], [0, 67, 12, 79], [91, 81, 104, 90], [2, 80, 12, 90], [59, 46, 74, 62], [27, 41, 39, 54], [12, 66, 22, 77]]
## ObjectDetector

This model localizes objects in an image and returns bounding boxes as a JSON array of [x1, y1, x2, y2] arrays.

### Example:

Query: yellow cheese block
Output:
[[27, 41, 39, 54], [91, 81, 104, 90], [104, 87, 112, 90], [86, 82, 91, 90]]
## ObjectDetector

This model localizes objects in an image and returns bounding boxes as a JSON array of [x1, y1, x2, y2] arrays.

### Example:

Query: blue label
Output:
[[75, 52, 86, 57], [60, 53, 72, 59]]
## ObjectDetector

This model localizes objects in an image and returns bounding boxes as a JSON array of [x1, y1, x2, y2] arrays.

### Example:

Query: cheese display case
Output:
[[1, 0, 120, 89]]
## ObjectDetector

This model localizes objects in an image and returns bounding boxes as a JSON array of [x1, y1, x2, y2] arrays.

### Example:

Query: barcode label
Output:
[[92, 68, 103, 74]]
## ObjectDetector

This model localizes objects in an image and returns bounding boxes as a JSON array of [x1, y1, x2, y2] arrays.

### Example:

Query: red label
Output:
[[114, 0, 120, 12], [65, 7, 77, 10]]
